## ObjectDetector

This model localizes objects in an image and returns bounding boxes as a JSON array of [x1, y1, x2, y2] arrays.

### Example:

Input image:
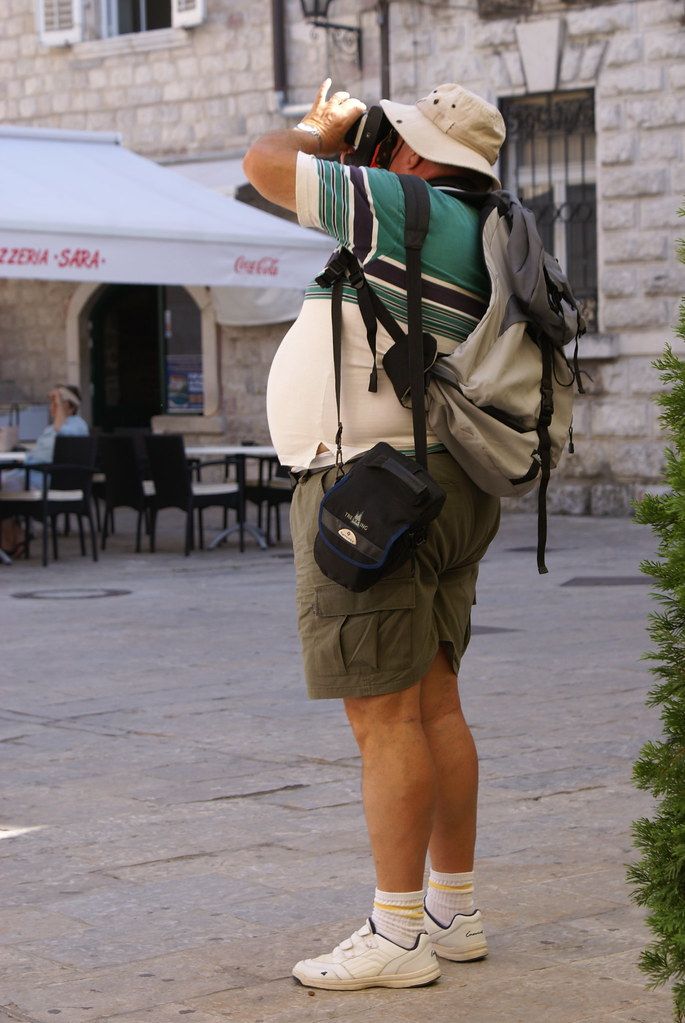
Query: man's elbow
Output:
[[242, 145, 279, 204], [242, 145, 297, 213], [242, 145, 261, 190]]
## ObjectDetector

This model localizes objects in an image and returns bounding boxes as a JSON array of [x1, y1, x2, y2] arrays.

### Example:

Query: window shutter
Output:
[[37, 0, 83, 45], [171, 0, 206, 28]]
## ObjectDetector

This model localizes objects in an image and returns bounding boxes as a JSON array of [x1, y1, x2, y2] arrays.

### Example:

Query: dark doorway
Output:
[[90, 285, 163, 431], [90, 285, 203, 432]]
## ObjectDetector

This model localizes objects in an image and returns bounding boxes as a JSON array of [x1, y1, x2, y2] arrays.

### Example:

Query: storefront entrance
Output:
[[89, 285, 203, 431]]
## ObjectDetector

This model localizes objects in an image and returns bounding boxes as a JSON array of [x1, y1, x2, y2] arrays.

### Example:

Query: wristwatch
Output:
[[294, 121, 322, 147]]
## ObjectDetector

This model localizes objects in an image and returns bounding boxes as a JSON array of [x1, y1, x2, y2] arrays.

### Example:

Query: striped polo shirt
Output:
[[266, 154, 489, 470]]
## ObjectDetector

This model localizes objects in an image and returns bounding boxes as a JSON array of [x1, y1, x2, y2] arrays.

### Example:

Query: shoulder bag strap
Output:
[[331, 278, 345, 476]]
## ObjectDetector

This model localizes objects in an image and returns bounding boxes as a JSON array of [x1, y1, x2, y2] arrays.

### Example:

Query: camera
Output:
[[343, 106, 395, 167]]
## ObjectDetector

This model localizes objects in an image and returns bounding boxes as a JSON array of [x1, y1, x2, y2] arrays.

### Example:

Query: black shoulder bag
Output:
[[313, 175, 446, 593]]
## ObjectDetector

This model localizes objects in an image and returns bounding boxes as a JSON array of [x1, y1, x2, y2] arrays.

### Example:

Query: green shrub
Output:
[[629, 297, 685, 1021]]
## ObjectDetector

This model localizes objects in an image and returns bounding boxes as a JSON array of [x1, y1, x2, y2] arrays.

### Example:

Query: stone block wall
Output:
[[1, 0, 371, 155], [219, 323, 282, 445], [386, 0, 683, 514], [0, 279, 76, 398], [2, 0, 279, 156]]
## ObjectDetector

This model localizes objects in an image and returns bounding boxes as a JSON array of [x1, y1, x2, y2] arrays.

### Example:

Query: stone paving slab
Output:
[[0, 511, 675, 1021]]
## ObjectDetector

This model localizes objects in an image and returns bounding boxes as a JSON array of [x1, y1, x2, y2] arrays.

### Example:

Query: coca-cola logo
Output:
[[234, 255, 280, 276]]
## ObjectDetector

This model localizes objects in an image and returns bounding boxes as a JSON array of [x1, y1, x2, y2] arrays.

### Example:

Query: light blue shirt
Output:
[[26, 414, 89, 488]]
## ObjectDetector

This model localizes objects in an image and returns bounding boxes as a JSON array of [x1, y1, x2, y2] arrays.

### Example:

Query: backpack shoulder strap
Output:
[[398, 173, 431, 250], [396, 174, 432, 469]]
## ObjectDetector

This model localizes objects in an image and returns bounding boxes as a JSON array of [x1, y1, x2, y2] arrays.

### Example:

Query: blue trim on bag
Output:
[[317, 476, 411, 570]]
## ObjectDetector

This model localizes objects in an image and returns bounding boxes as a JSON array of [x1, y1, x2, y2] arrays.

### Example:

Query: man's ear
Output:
[[407, 149, 422, 169]]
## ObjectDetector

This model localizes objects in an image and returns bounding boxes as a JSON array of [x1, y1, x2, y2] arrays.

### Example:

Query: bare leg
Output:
[[344, 643, 479, 891], [1, 517, 22, 553], [344, 683, 436, 892], [421, 645, 479, 872]]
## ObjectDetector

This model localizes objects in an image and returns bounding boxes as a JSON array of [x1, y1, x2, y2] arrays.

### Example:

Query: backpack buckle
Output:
[[347, 265, 366, 290], [540, 385, 554, 425], [315, 254, 348, 289]]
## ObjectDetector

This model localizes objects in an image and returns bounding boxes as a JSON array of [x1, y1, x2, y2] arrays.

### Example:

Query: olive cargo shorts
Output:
[[290, 451, 501, 700]]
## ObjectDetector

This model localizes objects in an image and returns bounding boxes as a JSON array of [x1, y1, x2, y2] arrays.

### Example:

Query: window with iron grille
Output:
[[500, 90, 598, 333]]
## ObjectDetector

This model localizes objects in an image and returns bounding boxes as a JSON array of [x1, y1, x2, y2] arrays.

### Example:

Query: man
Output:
[[243, 80, 505, 990]]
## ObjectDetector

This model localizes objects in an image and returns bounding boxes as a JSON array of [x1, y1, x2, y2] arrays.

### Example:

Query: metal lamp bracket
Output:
[[305, 18, 362, 67]]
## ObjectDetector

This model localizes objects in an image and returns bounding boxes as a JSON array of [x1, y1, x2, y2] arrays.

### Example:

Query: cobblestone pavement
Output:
[[0, 508, 673, 1022]]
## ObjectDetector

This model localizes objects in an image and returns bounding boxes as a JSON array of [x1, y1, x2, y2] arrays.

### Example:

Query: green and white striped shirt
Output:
[[303, 156, 489, 347], [266, 154, 489, 470]]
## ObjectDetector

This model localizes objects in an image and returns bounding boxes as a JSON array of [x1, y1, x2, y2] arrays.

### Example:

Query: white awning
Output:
[[210, 285, 306, 326], [0, 126, 332, 289], [165, 155, 247, 197]]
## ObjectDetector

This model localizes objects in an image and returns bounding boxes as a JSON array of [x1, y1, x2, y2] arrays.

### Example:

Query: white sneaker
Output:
[[424, 907, 489, 961], [292, 919, 441, 990]]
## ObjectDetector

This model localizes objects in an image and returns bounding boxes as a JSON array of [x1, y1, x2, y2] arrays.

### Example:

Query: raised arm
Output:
[[242, 78, 366, 213]]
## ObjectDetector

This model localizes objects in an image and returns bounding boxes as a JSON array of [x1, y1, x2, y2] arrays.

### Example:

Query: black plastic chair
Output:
[[113, 427, 151, 476], [0, 435, 98, 566], [145, 434, 240, 555], [245, 457, 293, 544], [192, 454, 238, 530], [90, 429, 106, 533], [100, 428, 152, 536], [100, 435, 155, 552]]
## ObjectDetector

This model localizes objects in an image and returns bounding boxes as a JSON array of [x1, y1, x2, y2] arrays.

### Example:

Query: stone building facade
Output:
[[0, 0, 683, 512]]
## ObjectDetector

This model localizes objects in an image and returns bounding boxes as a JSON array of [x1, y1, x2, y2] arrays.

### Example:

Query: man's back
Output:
[[267, 156, 490, 471]]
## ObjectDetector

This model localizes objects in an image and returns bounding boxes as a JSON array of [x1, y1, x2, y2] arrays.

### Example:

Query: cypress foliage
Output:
[[628, 219, 685, 1020]]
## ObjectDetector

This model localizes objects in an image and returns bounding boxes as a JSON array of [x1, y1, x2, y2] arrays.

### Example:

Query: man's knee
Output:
[[344, 684, 422, 747], [420, 644, 464, 725]]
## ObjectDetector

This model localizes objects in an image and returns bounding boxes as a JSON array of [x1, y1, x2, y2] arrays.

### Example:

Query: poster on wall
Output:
[[166, 355, 204, 414]]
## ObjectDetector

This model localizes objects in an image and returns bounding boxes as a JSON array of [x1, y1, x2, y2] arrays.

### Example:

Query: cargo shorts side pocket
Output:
[[312, 580, 416, 676]]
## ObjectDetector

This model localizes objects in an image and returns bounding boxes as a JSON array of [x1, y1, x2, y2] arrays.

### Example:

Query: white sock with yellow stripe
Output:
[[425, 870, 475, 926], [371, 888, 426, 948]]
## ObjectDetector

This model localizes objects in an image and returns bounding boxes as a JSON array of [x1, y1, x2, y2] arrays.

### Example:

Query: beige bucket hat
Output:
[[380, 83, 506, 187]]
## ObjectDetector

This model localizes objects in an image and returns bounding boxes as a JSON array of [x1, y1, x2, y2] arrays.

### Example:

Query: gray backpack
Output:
[[428, 188, 585, 572], [316, 183, 586, 573]]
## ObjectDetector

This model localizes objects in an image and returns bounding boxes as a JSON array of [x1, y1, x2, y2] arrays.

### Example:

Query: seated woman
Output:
[[1, 384, 89, 554], [25, 385, 89, 485]]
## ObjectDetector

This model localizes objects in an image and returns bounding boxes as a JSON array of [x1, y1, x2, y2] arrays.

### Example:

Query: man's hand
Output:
[[243, 79, 366, 213], [298, 78, 366, 156]]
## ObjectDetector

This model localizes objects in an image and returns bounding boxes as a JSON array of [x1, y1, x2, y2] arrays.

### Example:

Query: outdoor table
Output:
[[185, 445, 278, 551], [0, 452, 27, 564]]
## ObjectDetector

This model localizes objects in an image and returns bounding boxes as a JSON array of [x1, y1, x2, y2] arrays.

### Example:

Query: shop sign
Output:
[[166, 354, 204, 414], [0, 245, 106, 270]]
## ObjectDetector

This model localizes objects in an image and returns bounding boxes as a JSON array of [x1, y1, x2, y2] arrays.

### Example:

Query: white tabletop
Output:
[[186, 445, 277, 459], [0, 451, 27, 464]]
